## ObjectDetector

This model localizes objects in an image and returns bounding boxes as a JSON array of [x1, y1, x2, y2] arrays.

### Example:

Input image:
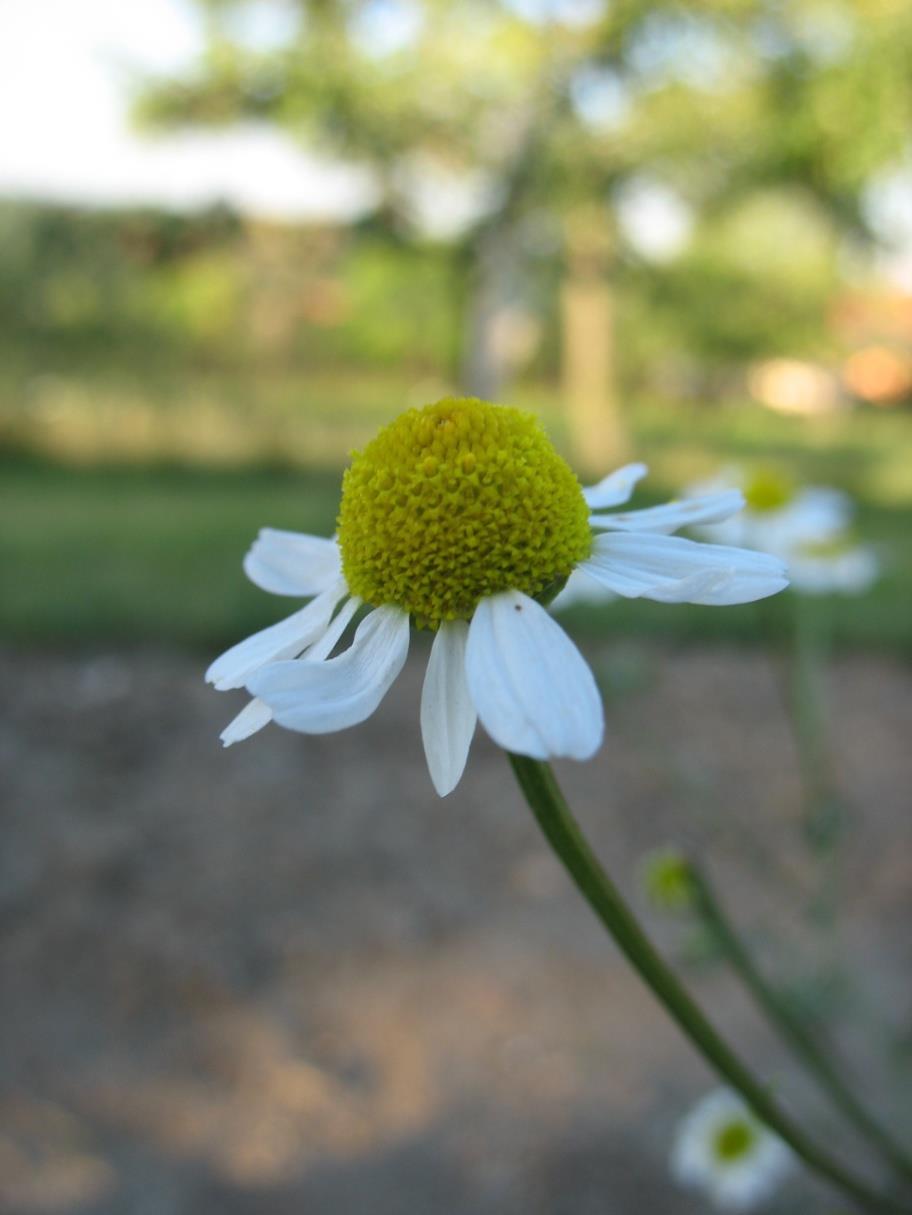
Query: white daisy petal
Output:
[[715, 1166, 774, 1212], [580, 533, 788, 605], [305, 594, 361, 662], [243, 528, 341, 597], [205, 579, 348, 690], [582, 462, 648, 509], [466, 591, 603, 761], [549, 567, 617, 611], [220, 697, 273, 747], [636, 569, 745, 604], [420, 621, 477, 797], [590, 490, 745, 535], [248, 606, 410, 734]]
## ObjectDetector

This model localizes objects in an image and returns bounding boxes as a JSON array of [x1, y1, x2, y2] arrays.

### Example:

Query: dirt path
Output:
[[1, 643, 910, 1214]]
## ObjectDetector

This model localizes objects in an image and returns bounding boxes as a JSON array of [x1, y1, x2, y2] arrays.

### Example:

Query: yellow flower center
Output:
[[744, 470, 795, 513], [713, 1119, 758, 1163], [337, 397, 591, 629]]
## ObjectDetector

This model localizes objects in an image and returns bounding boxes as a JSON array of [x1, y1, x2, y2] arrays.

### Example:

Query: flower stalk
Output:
[[789, 593, 845, 857], [687, 861, 912, 1187], [507, 753, 910, 1215]]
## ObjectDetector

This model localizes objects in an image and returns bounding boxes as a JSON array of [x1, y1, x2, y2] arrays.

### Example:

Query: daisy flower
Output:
[[671, 1088, 792, 1211], [207, 398, 787, 795], [687, 467, 879, 596], [781, 537, 879, 596]]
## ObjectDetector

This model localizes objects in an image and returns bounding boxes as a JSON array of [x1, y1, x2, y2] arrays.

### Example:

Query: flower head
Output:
[[687, 466, 879, 596], [207, 398, 788, 796], [337, 398, 591, 628], [672, 1089, 792, 1211]]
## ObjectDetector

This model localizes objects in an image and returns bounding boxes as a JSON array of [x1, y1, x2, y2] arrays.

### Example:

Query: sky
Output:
[[0, 0, 374, 219]]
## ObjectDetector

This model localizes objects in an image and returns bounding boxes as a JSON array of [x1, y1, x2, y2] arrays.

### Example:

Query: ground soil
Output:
[[1, 642, 910, 1215]]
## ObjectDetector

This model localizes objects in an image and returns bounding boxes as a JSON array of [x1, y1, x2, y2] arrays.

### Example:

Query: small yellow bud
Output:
[[743, 469, 795, 513], [640, 847, 696, 913]]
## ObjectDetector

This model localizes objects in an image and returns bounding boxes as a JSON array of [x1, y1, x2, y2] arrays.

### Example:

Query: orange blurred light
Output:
[[842, 346, 912, 406]]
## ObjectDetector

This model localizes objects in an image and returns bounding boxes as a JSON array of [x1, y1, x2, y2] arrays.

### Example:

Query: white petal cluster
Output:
[[207, 463, 788, 796], [671, 1089, 792, 1211], [688, 469, 879, 597]]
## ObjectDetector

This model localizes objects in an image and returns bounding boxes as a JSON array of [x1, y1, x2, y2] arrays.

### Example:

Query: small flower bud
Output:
[[640, 847, 696, 913]]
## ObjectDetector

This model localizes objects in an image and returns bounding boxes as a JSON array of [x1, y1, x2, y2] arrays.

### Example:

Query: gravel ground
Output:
[[1, 641, 910, 1215]]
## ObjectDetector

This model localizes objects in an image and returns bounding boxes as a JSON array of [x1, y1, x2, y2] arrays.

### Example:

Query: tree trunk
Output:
[[560, 209, 628, 474], [460, 225, 515, 401]]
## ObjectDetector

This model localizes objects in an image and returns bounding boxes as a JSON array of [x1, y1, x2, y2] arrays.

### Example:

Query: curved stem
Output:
[[507, 753, 909, 1215], [689, 863, 912, 1185]]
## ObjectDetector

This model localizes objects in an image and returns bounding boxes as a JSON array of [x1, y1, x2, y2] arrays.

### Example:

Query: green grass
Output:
[[2, 460, 341, 645], [4, 390, 911, 653]]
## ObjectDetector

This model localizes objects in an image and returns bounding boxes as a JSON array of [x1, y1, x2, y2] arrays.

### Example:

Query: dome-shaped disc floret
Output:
[[337, 397, 592, 629]]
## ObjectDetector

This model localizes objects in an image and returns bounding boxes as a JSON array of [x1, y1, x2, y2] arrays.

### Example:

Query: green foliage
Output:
[[631, 258, 833, 366], [0, 201, 463, 377], [742, 1, 912, 215], [309, 236, 461, 370], [146, 249, 246, 351], [0, 200, 243, 365]]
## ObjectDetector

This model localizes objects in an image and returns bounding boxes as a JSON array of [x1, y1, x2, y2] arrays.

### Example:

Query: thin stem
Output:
[[689, 863, 912, 1185], [507, 753, 909, 1215], [790, 594, 845, 858], [763, 597, 848, 992]]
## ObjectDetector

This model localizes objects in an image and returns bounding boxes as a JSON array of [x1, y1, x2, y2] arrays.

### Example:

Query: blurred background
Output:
[[2, 1, 911, 1212]]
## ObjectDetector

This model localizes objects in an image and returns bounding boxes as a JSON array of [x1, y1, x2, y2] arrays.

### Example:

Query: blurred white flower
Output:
[[687, 468, 879, 596], [786, 538, 880, 596], [671, 1089, 792, 1211]]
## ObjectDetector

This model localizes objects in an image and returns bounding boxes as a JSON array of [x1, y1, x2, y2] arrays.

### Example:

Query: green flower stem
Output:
[[507, 753, 909, 1215], [790, 594, 845, 858], [688, 862, 912, 1186]]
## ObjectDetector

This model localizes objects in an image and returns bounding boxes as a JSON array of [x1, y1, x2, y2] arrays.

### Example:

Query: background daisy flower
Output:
[[207, 398, 788, 795], [686, 467, 879, 596], [670, 1093, 791, 1205], [671, 1088, 792, 1211]]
